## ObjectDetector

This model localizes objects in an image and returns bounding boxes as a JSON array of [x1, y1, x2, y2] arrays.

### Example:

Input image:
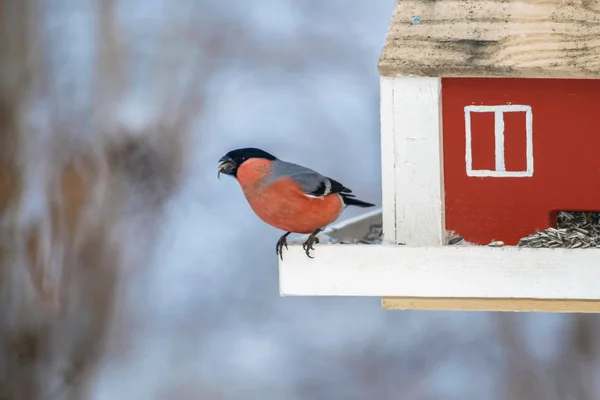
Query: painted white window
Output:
[[464, 105, 533, 178]]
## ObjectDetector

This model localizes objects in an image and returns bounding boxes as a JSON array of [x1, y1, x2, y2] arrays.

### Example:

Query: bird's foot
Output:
[[302, 229, 322, 259], [276, 232, 291, 261]]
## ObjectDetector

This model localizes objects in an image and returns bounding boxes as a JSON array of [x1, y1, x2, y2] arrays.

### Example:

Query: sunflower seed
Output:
[[517, 211, 600, 249], [448, 236, 465, 245]]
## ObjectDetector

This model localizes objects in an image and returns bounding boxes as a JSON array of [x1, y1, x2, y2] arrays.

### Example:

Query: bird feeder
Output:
[[278, 0, 600, 313]]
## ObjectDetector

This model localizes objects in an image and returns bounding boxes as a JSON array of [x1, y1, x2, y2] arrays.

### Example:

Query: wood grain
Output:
[[382, 76, 445, 246], [382, 297, 600, 313], [378, 0, 600, 78]]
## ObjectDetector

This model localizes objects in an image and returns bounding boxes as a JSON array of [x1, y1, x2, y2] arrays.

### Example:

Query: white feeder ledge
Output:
[[279, 242, 600, 312]]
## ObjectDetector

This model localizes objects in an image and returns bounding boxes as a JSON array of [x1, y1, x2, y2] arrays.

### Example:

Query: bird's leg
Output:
[[276, 232, 291, 261], [302, 228, 322, 259]]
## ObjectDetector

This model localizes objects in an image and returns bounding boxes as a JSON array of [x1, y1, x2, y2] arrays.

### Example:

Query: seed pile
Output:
[[517, 211, 600, 249]]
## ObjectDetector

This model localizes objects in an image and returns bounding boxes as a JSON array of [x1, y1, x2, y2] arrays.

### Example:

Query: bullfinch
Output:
[[217, 147, 375, 259]]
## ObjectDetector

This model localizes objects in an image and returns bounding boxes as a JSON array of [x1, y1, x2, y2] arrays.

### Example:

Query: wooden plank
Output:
[[382, 297, 600, 313], [378, 0, 600, 78], [379, 76, 396, 243], [278, 244, 600, 300], [391, 77, 444, 245]]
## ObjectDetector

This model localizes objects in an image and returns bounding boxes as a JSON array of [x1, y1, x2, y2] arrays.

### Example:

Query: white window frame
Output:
[[464, 105, 533, 178]]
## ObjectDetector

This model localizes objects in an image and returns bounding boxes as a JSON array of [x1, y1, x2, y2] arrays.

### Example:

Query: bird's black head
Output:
[[217, 147, 277, 178]]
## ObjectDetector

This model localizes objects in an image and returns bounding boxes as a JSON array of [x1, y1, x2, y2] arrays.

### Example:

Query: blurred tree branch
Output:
[[0, 0, 221, 398]]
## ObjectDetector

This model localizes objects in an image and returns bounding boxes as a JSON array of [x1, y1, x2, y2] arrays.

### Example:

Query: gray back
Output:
[[268, 159, 327, 194]]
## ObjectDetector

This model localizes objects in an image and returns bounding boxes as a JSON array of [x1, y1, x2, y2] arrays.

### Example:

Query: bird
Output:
[[217, 147, 375, 259]]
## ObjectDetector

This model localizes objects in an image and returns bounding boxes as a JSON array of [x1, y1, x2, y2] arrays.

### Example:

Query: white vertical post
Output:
[[380, 76, 445, 246], [380, 76, 397, 244]]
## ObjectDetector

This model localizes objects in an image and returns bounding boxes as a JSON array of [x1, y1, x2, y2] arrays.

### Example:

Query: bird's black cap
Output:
[[218, 147, 277, 178]]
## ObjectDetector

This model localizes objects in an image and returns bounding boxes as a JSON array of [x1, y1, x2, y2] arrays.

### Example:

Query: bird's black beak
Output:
[[217, 156, 236, 179]]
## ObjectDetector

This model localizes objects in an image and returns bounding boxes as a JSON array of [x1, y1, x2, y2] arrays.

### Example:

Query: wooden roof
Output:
[[378, 0, 600, 79]]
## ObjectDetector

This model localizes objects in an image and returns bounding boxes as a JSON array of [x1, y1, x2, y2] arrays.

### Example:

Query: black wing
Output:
[[307, 177, 354, 197]]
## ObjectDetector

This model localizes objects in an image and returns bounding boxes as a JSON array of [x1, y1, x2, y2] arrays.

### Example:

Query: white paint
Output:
[[464, 105, 531, 113], [465, 104, 533, 178], [381, 76, 444, 246], [379, 76, 396, 243], [466, 170, 534, 178], [494, 111, 505, 171], [279, 244, 600, 300], [526, 106, 534, 176]]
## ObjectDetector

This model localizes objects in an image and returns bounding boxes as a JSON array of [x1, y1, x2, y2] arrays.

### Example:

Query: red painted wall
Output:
[[442, 78, 600, 245]]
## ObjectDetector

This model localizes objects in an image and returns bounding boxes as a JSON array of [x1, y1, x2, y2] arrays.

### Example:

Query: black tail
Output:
[[342, 195, 375, 208]]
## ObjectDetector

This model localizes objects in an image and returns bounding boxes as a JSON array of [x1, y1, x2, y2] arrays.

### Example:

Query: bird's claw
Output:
[[301, 235, 320, 259], [276, 233, 290, 261], [277, 230, 321, 260]]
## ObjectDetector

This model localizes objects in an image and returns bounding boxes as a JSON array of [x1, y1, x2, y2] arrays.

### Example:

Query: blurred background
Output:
[[1, 0, 600, 399]]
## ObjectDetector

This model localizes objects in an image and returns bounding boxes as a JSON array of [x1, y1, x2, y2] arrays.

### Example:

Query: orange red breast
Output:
[[235, 158, 344, 233]]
